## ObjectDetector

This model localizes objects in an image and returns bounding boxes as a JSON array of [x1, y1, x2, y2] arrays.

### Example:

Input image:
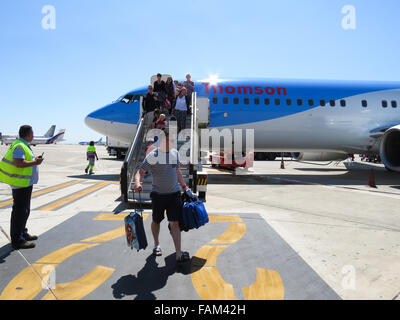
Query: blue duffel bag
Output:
[[181, 192, 209, 230]]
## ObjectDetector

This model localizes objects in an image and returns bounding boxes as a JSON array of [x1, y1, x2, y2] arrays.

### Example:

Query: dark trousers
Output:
[[10, 186, 33, 244], [175, 110, 187, 132]]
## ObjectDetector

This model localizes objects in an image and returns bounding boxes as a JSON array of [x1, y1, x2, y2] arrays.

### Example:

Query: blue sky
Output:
[[1, 0, 399, 143]]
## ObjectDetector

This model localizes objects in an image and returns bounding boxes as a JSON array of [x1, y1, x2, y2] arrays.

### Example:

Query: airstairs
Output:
[[120, 82, 208, 205]]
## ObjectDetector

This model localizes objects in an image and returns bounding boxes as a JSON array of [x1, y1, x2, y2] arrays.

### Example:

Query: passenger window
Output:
[[362, 100, 368, 107], [382, 100, 388, 108], [320, 99, 326, 106], [212, 97, 218, 104], [223, 97, 229, 104], [244, 98, 249, 105], [286, 99, 292, 106], [330, 100, 335, 107], [234, 98, 239, 104], [275, 98, 280, 106], [308, 99, 314, 106], [340, 99, 346, 107], [392, 101, 397, 108], [254, 98, 260, 105], [297, 99, 303, 106], [264, 98, 270, 106]]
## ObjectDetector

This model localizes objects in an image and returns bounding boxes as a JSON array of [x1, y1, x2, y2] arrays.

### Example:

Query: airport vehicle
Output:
[[254, 152, 280, 161], [210, 152, 254, 169], [85, 77, 400, 174], [106, 137, 129, 159], [79, 137, 105, 146], [2, 129, 66, 146], [0, 125, 56, 145]]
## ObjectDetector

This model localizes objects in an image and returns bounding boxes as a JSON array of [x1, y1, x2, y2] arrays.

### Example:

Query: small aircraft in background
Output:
[[0, 125, 56, 145], [79, 137, 105, 146], [1, 129, 66, 146]]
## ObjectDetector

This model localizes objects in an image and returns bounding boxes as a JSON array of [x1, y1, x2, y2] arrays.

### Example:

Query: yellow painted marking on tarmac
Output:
[[38, 181, 112, 211], [81, 181, 119, 185], [209, 222, 246, 244], [242, 268, 284, 300], [191, 265, 237, 300], [0, 199, 14, 208], [0, 264, 57, 300], [192, 245, 229, 266], [0, 213, 134, 300], [0, 180, 82, 208], [41, 266, 115, 300], [37, 243, 100, 264], [208, 214, 243, 223], [81, 225, 125, 242], [82, 214, 149, 242], [191, 217, 285, 300], [93, 213, 149, 221]]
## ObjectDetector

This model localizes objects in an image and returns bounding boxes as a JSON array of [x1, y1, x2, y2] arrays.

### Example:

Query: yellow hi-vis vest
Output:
[[0, 140, 33, 188]]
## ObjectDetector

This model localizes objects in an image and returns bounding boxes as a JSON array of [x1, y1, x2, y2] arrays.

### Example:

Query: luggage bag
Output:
[[124, 193, 148, 251], [181, 192, 209, 230]]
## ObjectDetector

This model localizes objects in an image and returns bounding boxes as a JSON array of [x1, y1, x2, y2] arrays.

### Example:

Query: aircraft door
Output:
[[197, 97, 210, 128]]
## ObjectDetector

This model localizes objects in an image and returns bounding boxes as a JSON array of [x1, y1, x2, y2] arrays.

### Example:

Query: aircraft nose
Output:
[[85, 113, 108, 136]]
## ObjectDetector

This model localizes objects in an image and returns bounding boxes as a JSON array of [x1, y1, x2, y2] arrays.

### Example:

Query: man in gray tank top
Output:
[[134, 128, 190, 263]]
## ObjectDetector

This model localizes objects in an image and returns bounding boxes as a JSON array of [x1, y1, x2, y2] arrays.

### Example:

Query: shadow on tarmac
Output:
[[207, 164, 400, 187], [99, 157, 124, 162], [111, 253, 206, 300], [68, 174, 120, 182], [0, 244, 13, 264], [112, 197, 152, 214]]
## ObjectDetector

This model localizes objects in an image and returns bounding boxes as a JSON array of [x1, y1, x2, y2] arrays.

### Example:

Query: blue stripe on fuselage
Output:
[[195, 79, 400, 127]]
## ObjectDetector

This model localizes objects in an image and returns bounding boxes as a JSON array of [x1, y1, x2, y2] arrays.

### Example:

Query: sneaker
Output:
[[153, 246, 162, 256], [85, 167, 88, 174], [176, 251, 190, 264], [24, 234, 38, 241], [12, 241, 36, 250]]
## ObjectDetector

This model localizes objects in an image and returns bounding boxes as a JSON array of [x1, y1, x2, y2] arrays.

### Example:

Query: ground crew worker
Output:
[[85, 141, 99, 175], [0, 125, 43, 249], [134, 128, 190, 264]]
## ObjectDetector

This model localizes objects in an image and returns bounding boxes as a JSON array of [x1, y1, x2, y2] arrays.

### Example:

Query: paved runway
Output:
[[0, 145, 399, 300]]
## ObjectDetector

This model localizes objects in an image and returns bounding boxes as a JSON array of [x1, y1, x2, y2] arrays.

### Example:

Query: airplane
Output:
[[84, 76, 400, 172], [79, 137, 105, 146], [0, 125, 56, 145], [2, 129, 66, 146]]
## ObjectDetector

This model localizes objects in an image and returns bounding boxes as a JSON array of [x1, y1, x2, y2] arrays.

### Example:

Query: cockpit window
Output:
[[118, 94, 141, 104]]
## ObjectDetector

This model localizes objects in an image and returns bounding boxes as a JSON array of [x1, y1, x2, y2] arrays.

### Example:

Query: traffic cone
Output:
[[368, 169, 377, 188], [280, 158, 285, 169]]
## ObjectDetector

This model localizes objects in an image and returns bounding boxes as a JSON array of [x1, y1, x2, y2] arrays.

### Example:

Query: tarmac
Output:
[[0, 144, 399, 300]]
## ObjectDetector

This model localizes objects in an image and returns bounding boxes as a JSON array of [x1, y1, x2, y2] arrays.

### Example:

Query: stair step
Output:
[[132, 192, 151, 201]]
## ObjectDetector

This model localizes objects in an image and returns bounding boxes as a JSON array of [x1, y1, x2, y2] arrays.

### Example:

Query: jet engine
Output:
[[379, 125, 400, 172], [291, 152, 348, 161]]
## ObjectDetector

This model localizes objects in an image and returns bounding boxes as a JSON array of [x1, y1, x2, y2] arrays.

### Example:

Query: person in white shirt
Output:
[[172, 87, 190, 132]]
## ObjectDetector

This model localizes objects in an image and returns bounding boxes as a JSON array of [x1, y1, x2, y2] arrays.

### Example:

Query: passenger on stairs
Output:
[[156, 114, 168, 130], [134, 128, 191, 264], [174, 80, 181, 97], [165, 77, 175, 115], [181, 74, 195, 106], [153, 73, 166, 108], [143, 85, 158, 129], [172, 87, 190, 133], [151, 109, 160, 129]]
